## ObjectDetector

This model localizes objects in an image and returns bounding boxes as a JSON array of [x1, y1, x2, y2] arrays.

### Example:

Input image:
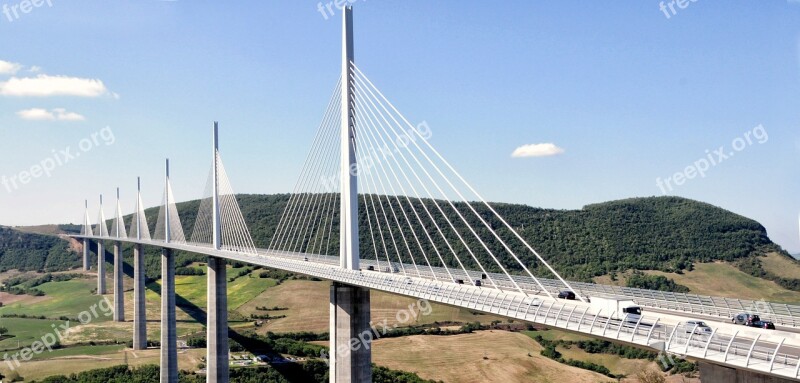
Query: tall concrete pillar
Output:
[[133, 244, 146, 350], [83, 239, 90, 271], [698, 362, 796, 383], [113, 242, 125, 322], [97, 241, 106, 295], [339, 5, 359, 271], [207, 257, 229, 383], [160, 248, 177, 383], [330, 7, 370, 383], [330, 282, 371, 383]]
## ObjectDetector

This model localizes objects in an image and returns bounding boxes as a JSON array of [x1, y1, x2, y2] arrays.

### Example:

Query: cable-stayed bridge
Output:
[[69, 7, 800, 383]]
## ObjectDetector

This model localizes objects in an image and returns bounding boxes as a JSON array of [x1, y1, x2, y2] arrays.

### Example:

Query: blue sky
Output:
[[0, 1, 798, 253]]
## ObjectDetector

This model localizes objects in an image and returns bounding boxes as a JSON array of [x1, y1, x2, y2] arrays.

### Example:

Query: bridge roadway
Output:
[[264, 251, 800, 330], [75, 234, 800, 381]]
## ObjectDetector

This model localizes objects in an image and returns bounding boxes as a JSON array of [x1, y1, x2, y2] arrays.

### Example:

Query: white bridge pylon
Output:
[[79, 81, 581, 302], [190, 123, 257, 254], [81, 124, 256, 255], [79, 64, 581, 303], [267, 66, 581, 301]]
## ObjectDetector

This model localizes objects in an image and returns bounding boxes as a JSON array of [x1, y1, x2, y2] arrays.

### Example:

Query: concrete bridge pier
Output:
[[97, 241, 106, 295], [699, 362, 797, 383], [206, 256, 229, 383], [160, 248, 177, 383], [82, 238, 90, 271], [329, 282, 372, 383], [133, 243, 147, 350], [113, 242, 124, 322]]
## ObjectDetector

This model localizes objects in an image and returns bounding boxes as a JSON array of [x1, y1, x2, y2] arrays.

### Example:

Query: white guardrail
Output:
[[251, 252, 800, 329]]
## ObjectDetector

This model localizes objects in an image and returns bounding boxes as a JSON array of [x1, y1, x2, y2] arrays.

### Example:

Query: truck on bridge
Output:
[[590, 296, 643, 322]]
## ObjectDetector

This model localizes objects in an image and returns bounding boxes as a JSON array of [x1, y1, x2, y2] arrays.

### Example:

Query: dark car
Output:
[[558, 290, 576, 300], [751, 320, 776, 330], [732, 313, 760, 326]]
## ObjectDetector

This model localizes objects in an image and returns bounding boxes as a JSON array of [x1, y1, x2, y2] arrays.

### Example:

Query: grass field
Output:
[[149, 266, 274, 310], [522, 329, 593, 343], [595, 262, 800, 304], [0, 267, 275, 347], [0, 347, 206, 381], [760, 252, 800, 280], [0, 278, 113, 320], [372, 330, 613, 383], [520, 329, 700, 383], [555, 343, 653, 378], [0, 318, 64, 350], [237, 279, 504, 334], [26, 344, 125, 360], [645, 262, 800, 303]]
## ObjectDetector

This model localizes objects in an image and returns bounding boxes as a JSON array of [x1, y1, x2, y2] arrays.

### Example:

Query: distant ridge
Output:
[[0, 195, 788, 283]]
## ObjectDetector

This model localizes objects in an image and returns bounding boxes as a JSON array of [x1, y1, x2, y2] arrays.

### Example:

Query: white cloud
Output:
[[51, 108, 86, 121], [28, 66, 42, 73], [0, 60, 23, 75], [0, 75, 108, 97], [511, 143, 565, 158], [17, 108, 53, 120], [17, 108, 86, 121]]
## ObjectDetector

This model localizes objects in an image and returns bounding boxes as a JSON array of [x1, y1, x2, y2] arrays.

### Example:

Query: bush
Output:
[[626, 271, 690, 293]]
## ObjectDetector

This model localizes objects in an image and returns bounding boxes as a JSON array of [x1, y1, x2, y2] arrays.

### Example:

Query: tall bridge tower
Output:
[[330, 6, 372, 383]]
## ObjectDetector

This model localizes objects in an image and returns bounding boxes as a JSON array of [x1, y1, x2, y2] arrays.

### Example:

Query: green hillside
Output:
[[1, 195, 794, 284], [0, 226, 77, 272]]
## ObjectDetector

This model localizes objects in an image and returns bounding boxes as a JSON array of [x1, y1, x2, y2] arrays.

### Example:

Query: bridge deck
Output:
[[73, 235, 800, 380]]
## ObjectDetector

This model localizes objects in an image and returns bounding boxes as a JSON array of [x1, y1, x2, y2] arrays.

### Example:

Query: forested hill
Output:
[[0, 226, 78, 271], [498, 197, 777, 280], [0, 195, 788, 282]]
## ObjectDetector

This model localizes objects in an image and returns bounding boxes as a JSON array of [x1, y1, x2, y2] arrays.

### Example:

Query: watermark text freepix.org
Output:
[[2, 0, 52, 23], [320, 120, 432, 192], [2, 126, 115, 193], [320, 298, 432, 364], [659, 0, 699, 19], [656, 124, 768, 194], [316, 0, 362, 20], [2, 297, 113, 371]]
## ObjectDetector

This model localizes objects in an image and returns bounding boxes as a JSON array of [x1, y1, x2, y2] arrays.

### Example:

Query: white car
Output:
[[682, 320, 713, 336]]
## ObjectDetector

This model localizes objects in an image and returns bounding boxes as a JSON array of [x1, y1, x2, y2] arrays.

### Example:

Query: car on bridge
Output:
[[731, 313, 776, 329], [557, 290, 576, 300], [681, 320, 713, 336], [732, 313, 760, 326], [751, 320, 776, 330]]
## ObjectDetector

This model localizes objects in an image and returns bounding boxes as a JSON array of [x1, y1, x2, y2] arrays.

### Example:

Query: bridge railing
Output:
[[89, 234, 800, 329], [479, 272, 800, 329], [347, 256, 800, 329], [555, 281, 800, 328]]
